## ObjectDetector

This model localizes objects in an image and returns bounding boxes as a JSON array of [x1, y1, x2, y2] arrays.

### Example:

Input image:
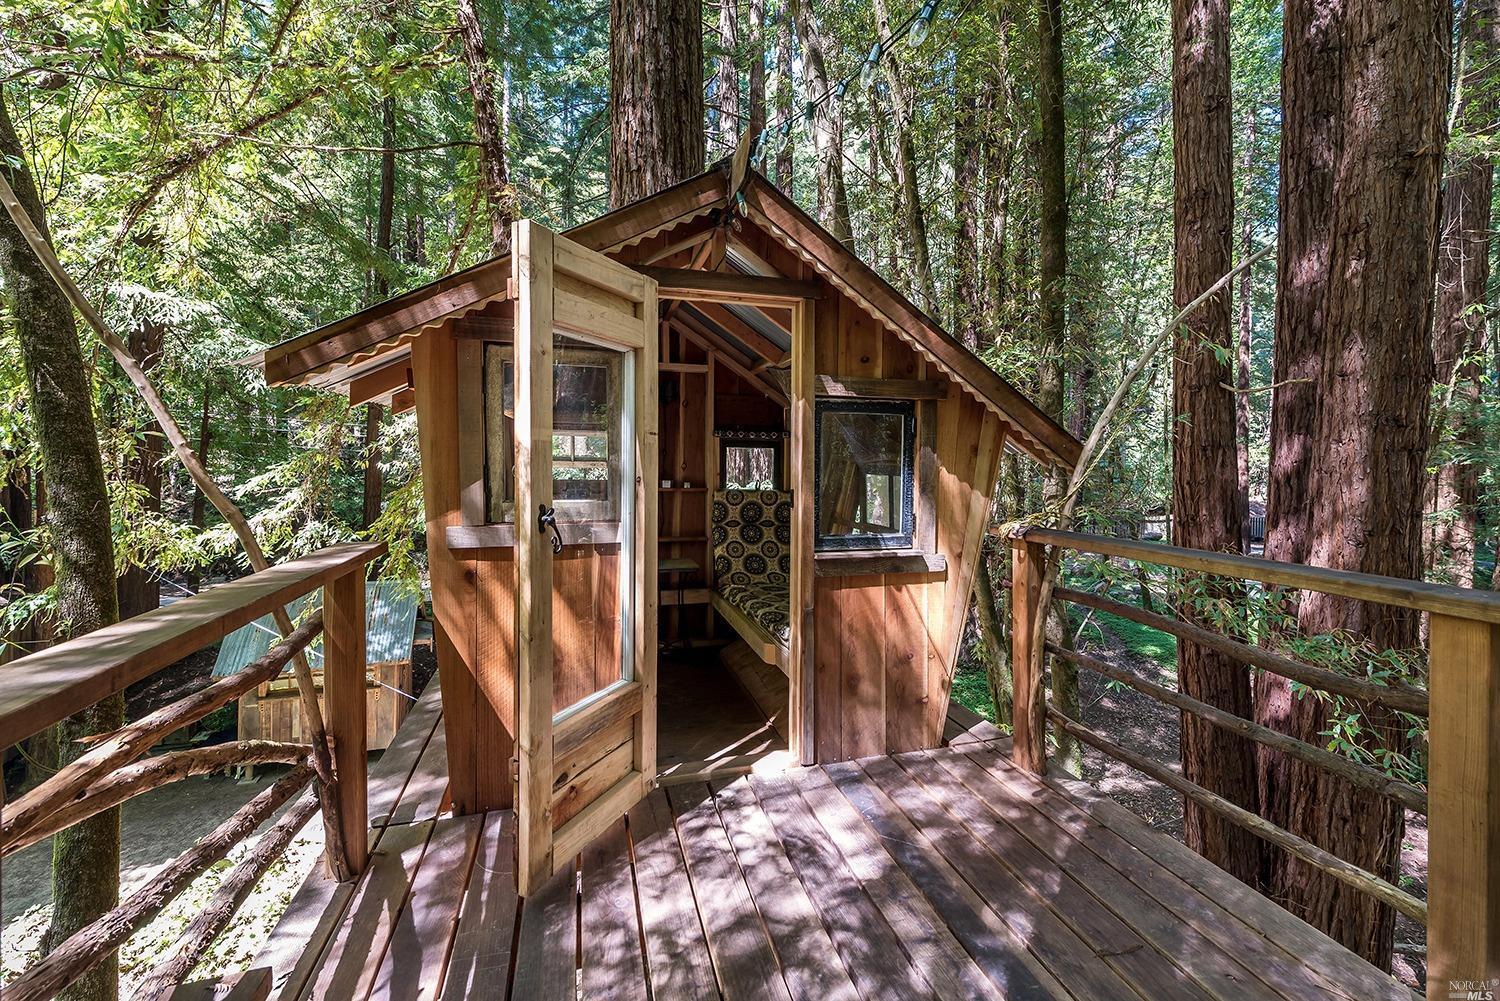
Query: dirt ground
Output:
[[1074, 624, 1428, 993]]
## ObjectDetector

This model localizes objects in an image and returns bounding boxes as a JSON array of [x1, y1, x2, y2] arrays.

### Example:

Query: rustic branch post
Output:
[[1427, 614, 1500, 986], [1010, 538, 1047, 772], [323, 565, 369, 876]]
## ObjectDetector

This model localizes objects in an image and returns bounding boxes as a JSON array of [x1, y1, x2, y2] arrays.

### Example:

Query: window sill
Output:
[[813, 550, 947, 579]]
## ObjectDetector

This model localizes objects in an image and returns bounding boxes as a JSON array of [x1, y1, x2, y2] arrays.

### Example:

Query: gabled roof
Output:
[[254, 164, 1080, 468]]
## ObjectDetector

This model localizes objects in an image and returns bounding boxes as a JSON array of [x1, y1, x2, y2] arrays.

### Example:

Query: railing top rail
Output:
[[0, 542, 385, 750], [1010, 527, 1500, 625]]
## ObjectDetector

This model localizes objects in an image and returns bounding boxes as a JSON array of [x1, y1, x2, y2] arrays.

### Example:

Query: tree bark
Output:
[[714, 0, 741, 154], [1235, 106, 1254, 557], [953, 65, 985, 349], [1171, 0, 1258, 888], [1256, 0, 1343, 880], [456, 0, 514, 255], [1428, 0, 1496, 590], [117, 309, 164, 621], [1275, 0, 1451, 967], [745, 0, 766, 140], [789, 0, 852, 243], [0, 84, 122, 1001], [609, 0, 704, 207], [772, 5, 793, 190]]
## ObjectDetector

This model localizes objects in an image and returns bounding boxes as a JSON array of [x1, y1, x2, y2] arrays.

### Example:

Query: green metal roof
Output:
[[211, 580, 421, 677]]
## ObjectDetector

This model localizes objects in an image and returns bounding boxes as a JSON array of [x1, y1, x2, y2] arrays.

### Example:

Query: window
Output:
[[815, 400, 915, 551], [484, 344, 626, 522], [719, 434, 783, 489]]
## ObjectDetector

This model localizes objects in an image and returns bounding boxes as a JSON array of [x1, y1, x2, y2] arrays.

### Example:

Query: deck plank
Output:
[[302, 820, 435, 1001], [390, 716, 451, 825], [773, 769, 1008, 1000], [823, 761, 1071, 1001], [368, 679, 444, 826], [973, 745, 1367, 1001], [440, 813, 520, 1001], [368, 814, 483, 1000], [935, 747, 1299, 1001], [579, 819, 649, 1000], [1030, 755, 1421, 1001], [627, 789, 719, 1000], [510, 861, 578, 1001], [887, 751, 1209, 1001], [711, 778, 862, 1001], [749, 773, 939, 1001], [666, 783, 794, 1001]]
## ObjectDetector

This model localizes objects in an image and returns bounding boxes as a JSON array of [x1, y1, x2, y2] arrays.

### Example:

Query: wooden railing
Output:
[[0, 541, 384, 1001], [1004, 527, 1500, 990]]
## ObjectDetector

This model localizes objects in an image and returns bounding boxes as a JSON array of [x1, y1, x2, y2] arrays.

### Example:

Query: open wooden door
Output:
[[513, 220, 658, 895]]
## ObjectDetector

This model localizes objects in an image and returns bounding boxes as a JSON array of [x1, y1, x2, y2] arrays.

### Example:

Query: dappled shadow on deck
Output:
[[256, 722, 1417, 1000]]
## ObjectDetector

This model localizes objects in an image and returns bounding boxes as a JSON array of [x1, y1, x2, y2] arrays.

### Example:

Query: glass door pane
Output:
[[549, 334, 635, 720]]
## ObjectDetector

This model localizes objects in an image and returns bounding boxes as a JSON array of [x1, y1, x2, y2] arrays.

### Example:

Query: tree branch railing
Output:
[[0, 541, 383, 1001], [1001, 526, 1500, 990]]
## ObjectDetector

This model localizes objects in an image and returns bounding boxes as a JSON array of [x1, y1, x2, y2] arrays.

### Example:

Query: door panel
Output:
[[514, 220, 658, 896]]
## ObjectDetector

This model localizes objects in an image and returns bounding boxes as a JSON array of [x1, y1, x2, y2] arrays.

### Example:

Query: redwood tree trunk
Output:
[[456, 0, 514, 253], [714, 0, 741, 154], [1429, 0, 1496, 590], [1255, 0, 1342, 871], [1171, 0, 1258, 887], [1275, 0, 1451, 967], [772, 6, 793, 190], [1, 85, 123, 1001], [609, 0, 704, 207]]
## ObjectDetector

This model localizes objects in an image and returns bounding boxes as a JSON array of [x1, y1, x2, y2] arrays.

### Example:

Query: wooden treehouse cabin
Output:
[[2, 163, 1498, 1001], [255, 162, 1082, 886]]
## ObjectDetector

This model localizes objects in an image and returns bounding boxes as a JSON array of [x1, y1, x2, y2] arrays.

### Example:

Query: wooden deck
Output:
[[250, 683, 1418, 1001]]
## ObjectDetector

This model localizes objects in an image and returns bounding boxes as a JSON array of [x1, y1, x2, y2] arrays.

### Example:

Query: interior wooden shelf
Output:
[[661, 486, 707, 492], [659, 535, 709, 544]]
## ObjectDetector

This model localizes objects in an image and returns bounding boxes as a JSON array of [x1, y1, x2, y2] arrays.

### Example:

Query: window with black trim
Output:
[[815, 399, 915, 550]]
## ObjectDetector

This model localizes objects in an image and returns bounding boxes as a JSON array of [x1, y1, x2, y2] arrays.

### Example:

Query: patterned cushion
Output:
[[713, 489, 792, 644]]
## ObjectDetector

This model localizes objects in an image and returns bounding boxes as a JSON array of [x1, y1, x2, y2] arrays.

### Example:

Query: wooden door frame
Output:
[[514, 219, 658, 896]]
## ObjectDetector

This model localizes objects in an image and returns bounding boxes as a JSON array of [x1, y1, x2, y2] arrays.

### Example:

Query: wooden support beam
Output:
[[1428, 614, 1500, 987], [323, 567, 368, 878], [788, 298, 815, 764], [348, 362, 413, 406], [390, 387, 416, 415], [670, 313, 787, 405], [693, 301, 789, 362], [816, 376, 945, 400], [634, 266, 824, 305], [1010, 539, 1047, 773]]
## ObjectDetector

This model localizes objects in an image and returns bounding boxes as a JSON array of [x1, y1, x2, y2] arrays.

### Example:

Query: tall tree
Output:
[[872, 0, 936, 309], [1235, 105, 1254, 556], [790, 0, 852, 243], [1429, 0, 1497, 589], [1255, 0, 1342, 861], [0, 86, 123, 1001], [746, 0, 767, 140], [364, 93, 397, 530], [714, 0, 742, 153], [456, 0, 514, 254], [1171, 0, 1258, 886], [1275, 0, 1452, 965], [1035, 0, 1081, 770], [609, 0, 705, 206], [772, 5, 794, 190]]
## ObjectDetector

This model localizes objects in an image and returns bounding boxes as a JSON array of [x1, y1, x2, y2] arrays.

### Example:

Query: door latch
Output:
[[537, 504, 563, 554]]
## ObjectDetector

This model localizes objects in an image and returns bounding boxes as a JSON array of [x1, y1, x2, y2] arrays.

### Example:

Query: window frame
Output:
[[813, 398, 916, 552], [484, 342, 626, 525], [717, 431, 785, 490]]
